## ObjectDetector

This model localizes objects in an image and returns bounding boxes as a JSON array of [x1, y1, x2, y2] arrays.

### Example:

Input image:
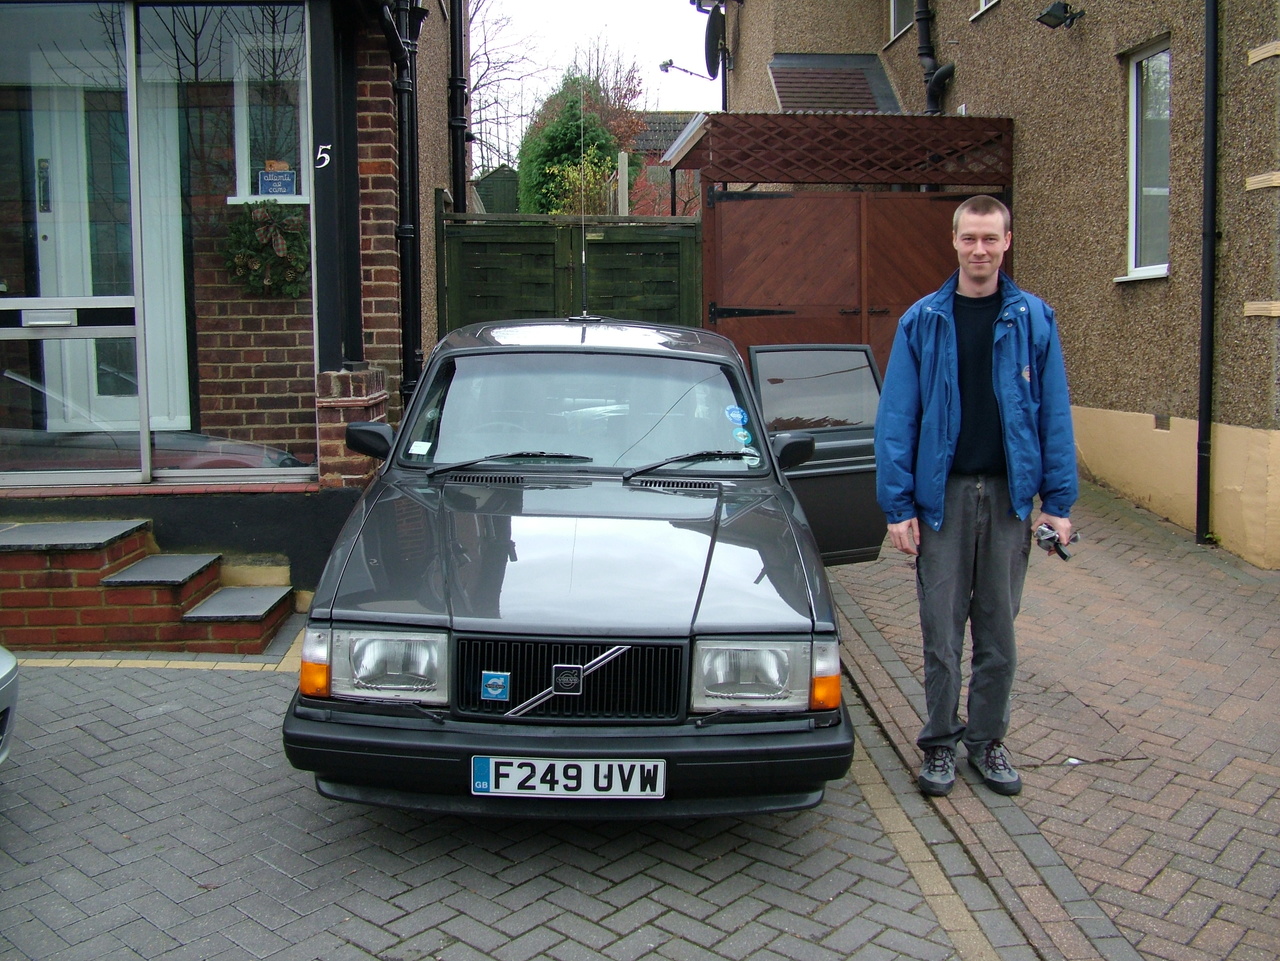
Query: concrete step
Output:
[[185, 585, 292, 622], [0, 519, 150, 550], [102, 553, 221, 587], [0, 519, 293, 654]]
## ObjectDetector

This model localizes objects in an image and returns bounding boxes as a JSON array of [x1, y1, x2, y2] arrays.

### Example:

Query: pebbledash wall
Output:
[[722, 0, 1280, 569]]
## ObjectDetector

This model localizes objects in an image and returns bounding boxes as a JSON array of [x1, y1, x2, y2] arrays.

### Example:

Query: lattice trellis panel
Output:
[[675, 112, 1012, 187]]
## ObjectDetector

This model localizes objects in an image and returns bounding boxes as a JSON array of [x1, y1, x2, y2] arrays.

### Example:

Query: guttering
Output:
[[1196, 0, 1219, 543], [914, 0, 953, 115], [378, 0, 427, 401], [448, 0, 468, 214]]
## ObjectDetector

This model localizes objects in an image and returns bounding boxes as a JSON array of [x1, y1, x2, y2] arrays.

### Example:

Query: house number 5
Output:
[[315, 145, 332, 168]]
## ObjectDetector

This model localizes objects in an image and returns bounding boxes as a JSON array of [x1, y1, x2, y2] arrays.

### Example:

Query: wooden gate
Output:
[[703, 190, 964, 373], [440, 214, 701, 333]]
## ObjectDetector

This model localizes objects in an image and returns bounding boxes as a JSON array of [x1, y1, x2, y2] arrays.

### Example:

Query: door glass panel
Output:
[[1, 333, 143, 472], [0, 3, 130, 301]]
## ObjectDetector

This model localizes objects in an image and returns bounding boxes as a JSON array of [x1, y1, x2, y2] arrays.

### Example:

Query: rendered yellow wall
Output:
[[1074, 407, 1280, 569]]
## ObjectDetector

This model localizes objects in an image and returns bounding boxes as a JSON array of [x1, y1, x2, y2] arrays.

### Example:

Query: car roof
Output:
[[436, 318, 743, 363]]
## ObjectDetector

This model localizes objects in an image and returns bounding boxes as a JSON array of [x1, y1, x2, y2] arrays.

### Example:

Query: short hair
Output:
[[952, 195, 1011, 234]]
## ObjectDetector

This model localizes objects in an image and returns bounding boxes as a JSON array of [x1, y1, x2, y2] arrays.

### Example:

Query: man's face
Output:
[[952, 210, 1011, 291]]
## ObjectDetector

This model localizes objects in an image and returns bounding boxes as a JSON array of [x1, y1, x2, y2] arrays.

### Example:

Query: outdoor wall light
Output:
[[1036, 1, 1085, 28]]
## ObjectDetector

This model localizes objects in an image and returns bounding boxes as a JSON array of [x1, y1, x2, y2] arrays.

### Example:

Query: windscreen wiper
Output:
[[422, 452, 592, 479], [622, 450, 750, 482]]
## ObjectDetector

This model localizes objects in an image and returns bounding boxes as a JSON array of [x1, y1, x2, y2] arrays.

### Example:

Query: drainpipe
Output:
[[914, 0, 953, 115], [448, 0, 468, 214], [379, 0, 427, 402], [1196, 0, 1219, 543]]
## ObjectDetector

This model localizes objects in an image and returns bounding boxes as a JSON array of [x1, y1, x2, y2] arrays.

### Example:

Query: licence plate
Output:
[[471, 756, 666, 798]]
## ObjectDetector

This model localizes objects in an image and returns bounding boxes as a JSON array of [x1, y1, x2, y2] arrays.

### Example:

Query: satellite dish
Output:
[[704, 5, 724, 80]]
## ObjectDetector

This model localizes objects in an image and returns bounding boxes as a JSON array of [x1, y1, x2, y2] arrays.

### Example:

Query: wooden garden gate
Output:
[[704, 190, 962, 374], [439, 213, 701, 333], [666, 112, 1015, 373]]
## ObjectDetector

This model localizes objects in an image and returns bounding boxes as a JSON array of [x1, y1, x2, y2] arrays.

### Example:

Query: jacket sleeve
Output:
[[1035, 303, 1078, 518], [874, 310, 923, 523]]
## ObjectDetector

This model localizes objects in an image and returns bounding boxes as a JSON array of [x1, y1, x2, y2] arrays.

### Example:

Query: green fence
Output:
[[439, 212, 702, 333]]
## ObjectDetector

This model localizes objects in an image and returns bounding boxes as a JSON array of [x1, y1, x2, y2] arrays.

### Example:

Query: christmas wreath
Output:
[[223, 200, 311, 298]]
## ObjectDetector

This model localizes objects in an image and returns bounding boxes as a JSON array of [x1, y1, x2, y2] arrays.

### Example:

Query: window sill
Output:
[[1114, 266, 1168, 283], [970, 0, 1000, 22], [884, 26, 913, 50], [226, 195, 312, 206]]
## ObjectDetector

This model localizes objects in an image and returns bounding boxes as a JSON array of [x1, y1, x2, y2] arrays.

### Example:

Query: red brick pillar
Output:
[[316, 364, 389, 488]]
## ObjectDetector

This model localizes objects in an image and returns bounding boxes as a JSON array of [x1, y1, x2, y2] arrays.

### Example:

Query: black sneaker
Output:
[[969, 740, 1023, 795], [917, 746, 956, 796]]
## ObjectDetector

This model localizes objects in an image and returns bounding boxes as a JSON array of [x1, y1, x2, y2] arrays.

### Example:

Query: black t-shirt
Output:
[[950, 292, 1007, 476]]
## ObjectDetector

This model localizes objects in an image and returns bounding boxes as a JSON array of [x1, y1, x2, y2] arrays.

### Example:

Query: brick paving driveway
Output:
[[0, 663, 1018, 961], [834, 482, 1280, 961]]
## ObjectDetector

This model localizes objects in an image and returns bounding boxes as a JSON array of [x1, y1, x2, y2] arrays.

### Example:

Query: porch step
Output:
[[0, 520, 293, 654], [103, 553, 221, 587]]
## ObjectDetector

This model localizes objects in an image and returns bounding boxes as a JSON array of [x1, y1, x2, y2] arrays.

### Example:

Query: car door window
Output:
[[751, 347, 880, 433]]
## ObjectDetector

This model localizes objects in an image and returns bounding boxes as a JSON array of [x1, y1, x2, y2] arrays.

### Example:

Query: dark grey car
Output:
[[282, 319, 884, 818]]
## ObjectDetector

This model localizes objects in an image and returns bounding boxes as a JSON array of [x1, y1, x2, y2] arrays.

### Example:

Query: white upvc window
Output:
[[890, 0, 913, 39], [1124, 42, 1170, 280]]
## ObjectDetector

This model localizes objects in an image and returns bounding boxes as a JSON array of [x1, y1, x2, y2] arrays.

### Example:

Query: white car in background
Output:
[[0, 645, 15, 767]]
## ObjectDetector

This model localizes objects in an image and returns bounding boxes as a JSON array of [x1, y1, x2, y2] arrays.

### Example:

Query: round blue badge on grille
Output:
[[481, 671, 510, 701]]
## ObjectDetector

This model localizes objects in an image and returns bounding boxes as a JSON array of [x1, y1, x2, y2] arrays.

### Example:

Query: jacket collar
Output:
[[924, 271, 1025, 315]]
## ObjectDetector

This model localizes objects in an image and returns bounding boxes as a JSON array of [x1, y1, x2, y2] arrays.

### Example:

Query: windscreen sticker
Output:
[[733, 428, 753, 446], [408, 441, 432, 456], [725, 405, 748, 426], [741, 446, 762, 468]]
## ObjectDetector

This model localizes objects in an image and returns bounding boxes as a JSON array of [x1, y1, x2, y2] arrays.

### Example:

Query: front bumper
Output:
[[282, 692, 854, 818]]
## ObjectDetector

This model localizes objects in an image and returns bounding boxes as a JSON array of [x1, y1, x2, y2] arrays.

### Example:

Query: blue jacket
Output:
[[874, 271, 1077, 530]]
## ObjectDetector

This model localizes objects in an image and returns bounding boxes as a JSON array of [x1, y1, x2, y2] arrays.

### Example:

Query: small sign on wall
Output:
[[258, 160, 296, 196]]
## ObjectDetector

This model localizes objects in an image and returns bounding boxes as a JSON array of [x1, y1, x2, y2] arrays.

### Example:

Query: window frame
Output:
[[228, 15, 313, 205], [1121, 40, 1171, 281], [889, 0, 914, 41]]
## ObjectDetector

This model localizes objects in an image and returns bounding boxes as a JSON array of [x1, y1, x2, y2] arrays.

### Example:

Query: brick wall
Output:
[[355, 31, 404, 423]]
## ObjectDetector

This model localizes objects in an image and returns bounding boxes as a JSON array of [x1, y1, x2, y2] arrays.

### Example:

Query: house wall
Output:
[[725, 0, 1280, 568], [355, 29, 406, 420], [415, 1, 454, 383], [726, 0, 886, 111]]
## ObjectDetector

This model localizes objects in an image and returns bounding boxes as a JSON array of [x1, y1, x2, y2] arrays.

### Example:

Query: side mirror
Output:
[[346, 422, 395, 460], [771, 431, 815, 471]]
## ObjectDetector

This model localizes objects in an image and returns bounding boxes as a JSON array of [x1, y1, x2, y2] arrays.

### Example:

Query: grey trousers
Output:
[[915, 474, 1031, 754]]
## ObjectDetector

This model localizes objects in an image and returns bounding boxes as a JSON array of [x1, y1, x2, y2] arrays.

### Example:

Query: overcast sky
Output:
[[483, 0, 724, 113]]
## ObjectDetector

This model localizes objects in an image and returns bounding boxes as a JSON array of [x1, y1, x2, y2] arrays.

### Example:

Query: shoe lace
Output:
[[924, 747, 954, 775], [984, 742, 1012, 773]]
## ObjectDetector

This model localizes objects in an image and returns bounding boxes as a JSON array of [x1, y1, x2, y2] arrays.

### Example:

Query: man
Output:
[[874, 195, 1077, 798]]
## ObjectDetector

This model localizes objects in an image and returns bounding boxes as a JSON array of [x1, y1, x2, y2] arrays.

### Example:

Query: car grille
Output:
[[455, 636, 686, 722]]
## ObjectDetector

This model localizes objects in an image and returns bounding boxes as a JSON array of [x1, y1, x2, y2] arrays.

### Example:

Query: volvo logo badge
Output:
[[552, 664, 583, 695]]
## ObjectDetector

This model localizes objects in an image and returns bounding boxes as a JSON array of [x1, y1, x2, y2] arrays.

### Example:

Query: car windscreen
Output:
[[399, 351, 765, 473]]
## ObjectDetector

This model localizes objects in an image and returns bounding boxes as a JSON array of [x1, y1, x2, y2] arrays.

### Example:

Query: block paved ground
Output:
[[832, 481, 1280, 961], [3, 480, 1274, 961], [0, 651, 1023, 960]]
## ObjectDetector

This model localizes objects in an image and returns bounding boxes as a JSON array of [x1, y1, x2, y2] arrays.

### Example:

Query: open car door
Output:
[[750, 344, 886, 566]]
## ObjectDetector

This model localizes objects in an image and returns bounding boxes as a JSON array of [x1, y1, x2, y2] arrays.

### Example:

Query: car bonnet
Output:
[[320, 477, 816, 636]]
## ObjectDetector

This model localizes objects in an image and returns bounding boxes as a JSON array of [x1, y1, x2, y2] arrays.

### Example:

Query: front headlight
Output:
[[691, 639, 812, 711], [309, 628, 450, 704]]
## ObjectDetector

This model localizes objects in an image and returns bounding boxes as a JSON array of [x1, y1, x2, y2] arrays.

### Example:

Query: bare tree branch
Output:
[[467, 0, 545, 173]]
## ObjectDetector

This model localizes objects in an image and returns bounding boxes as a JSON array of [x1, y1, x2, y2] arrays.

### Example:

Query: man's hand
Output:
[[888, 517, 920, 556], [1035, 513, 1072, 546]]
